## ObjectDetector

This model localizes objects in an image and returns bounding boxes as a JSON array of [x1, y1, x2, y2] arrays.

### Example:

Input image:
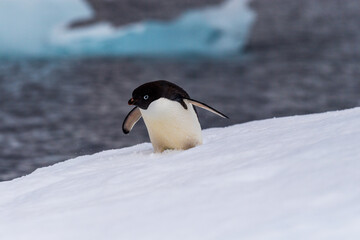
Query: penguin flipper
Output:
[[122, 107, 142, 134], [185, 98, 229, 119]]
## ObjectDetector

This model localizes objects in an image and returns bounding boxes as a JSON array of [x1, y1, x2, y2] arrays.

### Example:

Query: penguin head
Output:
[[128, 82, 161, 109], [128, 80, 189, 110]]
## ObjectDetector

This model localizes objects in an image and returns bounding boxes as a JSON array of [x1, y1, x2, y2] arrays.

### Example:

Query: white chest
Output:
[[140, 98, 202, 152]]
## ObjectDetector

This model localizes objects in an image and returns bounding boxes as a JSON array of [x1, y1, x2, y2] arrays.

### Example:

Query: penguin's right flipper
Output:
[[185, 98, 229, 119], [122, 107, 142, 134]]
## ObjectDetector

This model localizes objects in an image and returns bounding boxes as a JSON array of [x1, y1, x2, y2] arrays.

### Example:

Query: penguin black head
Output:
[[128, 80, 189, 110]]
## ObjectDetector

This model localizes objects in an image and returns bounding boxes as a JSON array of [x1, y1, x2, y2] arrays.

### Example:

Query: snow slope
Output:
[[1, 108, 360, 239]]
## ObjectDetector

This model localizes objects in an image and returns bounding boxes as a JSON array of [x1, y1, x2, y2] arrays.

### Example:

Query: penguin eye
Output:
[[143, 95, 149, 100]]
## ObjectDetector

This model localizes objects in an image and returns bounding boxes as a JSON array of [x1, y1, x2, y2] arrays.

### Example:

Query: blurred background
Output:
[[0, 0, 359, 181]]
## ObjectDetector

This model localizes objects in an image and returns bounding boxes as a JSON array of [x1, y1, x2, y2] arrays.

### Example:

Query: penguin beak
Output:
[[128, 98, 136, 105]]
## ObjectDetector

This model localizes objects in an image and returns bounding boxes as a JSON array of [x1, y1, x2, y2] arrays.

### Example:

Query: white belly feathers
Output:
[[140, 98, 202, 152]]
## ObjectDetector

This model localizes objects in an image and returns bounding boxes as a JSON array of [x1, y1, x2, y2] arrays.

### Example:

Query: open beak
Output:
[[128, 98, 136, 105]]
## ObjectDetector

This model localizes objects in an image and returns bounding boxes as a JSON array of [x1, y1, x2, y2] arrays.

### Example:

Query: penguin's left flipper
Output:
[[122, 107, 142, 134], [185, 98, 229, 119]]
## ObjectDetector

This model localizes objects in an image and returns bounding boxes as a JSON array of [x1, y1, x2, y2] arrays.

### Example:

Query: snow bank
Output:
[[1, 108, 360, 240], [0, 0, 254, 58]]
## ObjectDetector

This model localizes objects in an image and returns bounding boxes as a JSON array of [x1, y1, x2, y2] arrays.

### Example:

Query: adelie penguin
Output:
[[122, 80, 228, 152]]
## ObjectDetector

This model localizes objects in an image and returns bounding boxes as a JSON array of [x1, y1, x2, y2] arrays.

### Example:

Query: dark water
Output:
[[1, 56, 359, 181], [1, 0, 360, 181]]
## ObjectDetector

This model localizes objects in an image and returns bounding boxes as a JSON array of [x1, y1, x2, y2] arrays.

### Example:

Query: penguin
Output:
[[122, 80, 228, 152]]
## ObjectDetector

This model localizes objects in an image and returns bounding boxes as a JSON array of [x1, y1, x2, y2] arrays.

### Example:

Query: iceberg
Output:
[[0, 0, 92, 57], [1, 108, 360, 239], [0, 0, 255, 58]]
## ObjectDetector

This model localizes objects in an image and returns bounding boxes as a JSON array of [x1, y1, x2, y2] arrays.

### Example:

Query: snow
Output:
[[1, 108, 360, 239], [0, 0, 254, 58]]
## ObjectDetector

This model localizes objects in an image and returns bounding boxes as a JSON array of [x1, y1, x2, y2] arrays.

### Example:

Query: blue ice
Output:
[[0, 0, 255, 58]]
